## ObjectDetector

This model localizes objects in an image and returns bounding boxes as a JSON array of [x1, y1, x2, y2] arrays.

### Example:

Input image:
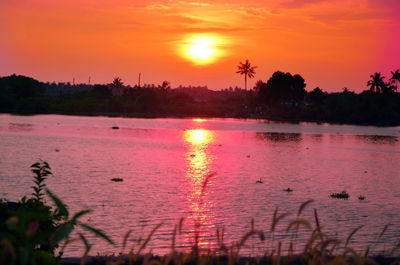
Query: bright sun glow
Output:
[[184, 129, 214, 145], [192, 118, 207, 122], [189, 39, 215, 60], [180, 34, 225, 65]]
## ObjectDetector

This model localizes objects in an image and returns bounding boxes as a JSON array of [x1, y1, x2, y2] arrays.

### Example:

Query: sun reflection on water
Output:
[[186, 129, 213, 145], [182, 129, 216, 250], [192, 118, 208, 123]]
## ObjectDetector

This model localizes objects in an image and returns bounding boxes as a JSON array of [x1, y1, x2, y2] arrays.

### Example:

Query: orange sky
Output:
[[1, 0, 399, 92]]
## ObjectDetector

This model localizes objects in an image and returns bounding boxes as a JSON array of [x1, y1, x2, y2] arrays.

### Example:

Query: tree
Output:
[[256, 71, 306, 105], [254, 80, 267, 103], [236, 59, 256, 90], [389, 69, 400, 92], [92, 84, 112, 99], [367, 72, 386, 93], [161, 80, 171, 90], [306, 87, 327, 105], [112, 77, 123, 88], [291, 74, 307, 103]]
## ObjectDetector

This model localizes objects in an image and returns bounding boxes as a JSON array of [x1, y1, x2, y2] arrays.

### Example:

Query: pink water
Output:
[[0, 114, 400, 257]]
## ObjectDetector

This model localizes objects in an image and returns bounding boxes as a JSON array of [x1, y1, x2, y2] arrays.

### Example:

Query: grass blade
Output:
[[80, 223, 114, 245], [297, 200, 314, 216], [46, 189, 69, 218], [378, 224, 390, 239], [345, 225, 363, 248], [137, 222, 163, 255], [123, 229, 134, 252], [286, 218, 312, 232], [200, 172, 216, 197], [78, 233, 91, 251]]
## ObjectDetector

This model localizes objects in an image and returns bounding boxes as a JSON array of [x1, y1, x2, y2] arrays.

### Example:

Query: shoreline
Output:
[[2, 111, 400, 127], [60, 254, 400, 265]]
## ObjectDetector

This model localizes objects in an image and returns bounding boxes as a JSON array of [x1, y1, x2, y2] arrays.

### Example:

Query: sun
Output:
[[188, 39, 215, 61], [179, 34, 225, 65]]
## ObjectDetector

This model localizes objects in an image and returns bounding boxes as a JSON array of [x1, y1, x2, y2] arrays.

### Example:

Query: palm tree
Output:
[[367, 72, 386, 93], [236, 59, 257, 90], [389, 69, 400, 92], [112, 77, 123, 88]]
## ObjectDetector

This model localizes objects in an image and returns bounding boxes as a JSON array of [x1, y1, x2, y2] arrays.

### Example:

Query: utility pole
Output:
[[138, 73, 141, 87], [88, 76, 91, 84], [73, 77, 75, 86]]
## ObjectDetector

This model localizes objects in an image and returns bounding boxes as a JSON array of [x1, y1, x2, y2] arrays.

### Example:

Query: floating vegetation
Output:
[[111, 178, 123, 182], [330, 190, 349, 199], [283, 188, 293, 192], [358, 195, 366, 200], [112, 126, 120, 129]]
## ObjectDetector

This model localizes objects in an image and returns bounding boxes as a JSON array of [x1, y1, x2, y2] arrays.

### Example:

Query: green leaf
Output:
[[6, 217, 18, 231], [33, 180, 41, 185], [80, 223, 114, 245], [19, 248, 30, 265], [71, 210, 91, 224], [32, 250, 59, 265], [43, 170, 52, 175], [53, 223, 74, 245], [31, 162, 40, 168], [46, 189, 69, 218]]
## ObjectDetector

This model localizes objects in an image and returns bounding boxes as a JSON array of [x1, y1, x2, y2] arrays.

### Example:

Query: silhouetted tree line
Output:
[[0, 75, 251, 118], [1, 71, 399, 126], [252, 70, 400, 125], [0, 74, 47, 113]]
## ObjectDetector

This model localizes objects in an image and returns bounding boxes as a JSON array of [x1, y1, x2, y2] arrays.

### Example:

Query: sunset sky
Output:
[[1, 0, 399, 92]]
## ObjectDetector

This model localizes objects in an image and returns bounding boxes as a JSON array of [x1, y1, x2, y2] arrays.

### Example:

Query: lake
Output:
[[1, 114, 400, 257]]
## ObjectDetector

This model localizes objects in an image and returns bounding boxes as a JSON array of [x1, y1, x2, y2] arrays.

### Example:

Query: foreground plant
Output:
[[2, 165, 399, 265], [102, 196, 398, 265], [0, 161, 114, 265]]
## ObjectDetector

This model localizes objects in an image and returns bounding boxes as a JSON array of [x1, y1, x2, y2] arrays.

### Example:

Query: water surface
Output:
[[0, 114, 399, 257]]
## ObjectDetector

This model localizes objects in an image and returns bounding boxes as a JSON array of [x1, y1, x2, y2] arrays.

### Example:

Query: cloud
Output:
[[279, 0, 329, 8], [223, 7, 271, 19], [185, 2, 213, 7], [146, 3, 171, 10], [171, 26, 252, 34], [301, 1, 393, 25]]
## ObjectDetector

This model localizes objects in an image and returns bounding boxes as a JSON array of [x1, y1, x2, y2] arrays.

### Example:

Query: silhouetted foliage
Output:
[[306, 87, 327, 105], [0, 75, 46, 113], [389, 69, 400, 92], [367, 72, 385, 93], [256, 71, 306, 106], [161, 80, 171, 90], [1, 72, 400, 126], [367, 72, 397, 94], [236, 59, 256, 90], [112, 77, 123, 88], [91, 85, 112, 99]]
